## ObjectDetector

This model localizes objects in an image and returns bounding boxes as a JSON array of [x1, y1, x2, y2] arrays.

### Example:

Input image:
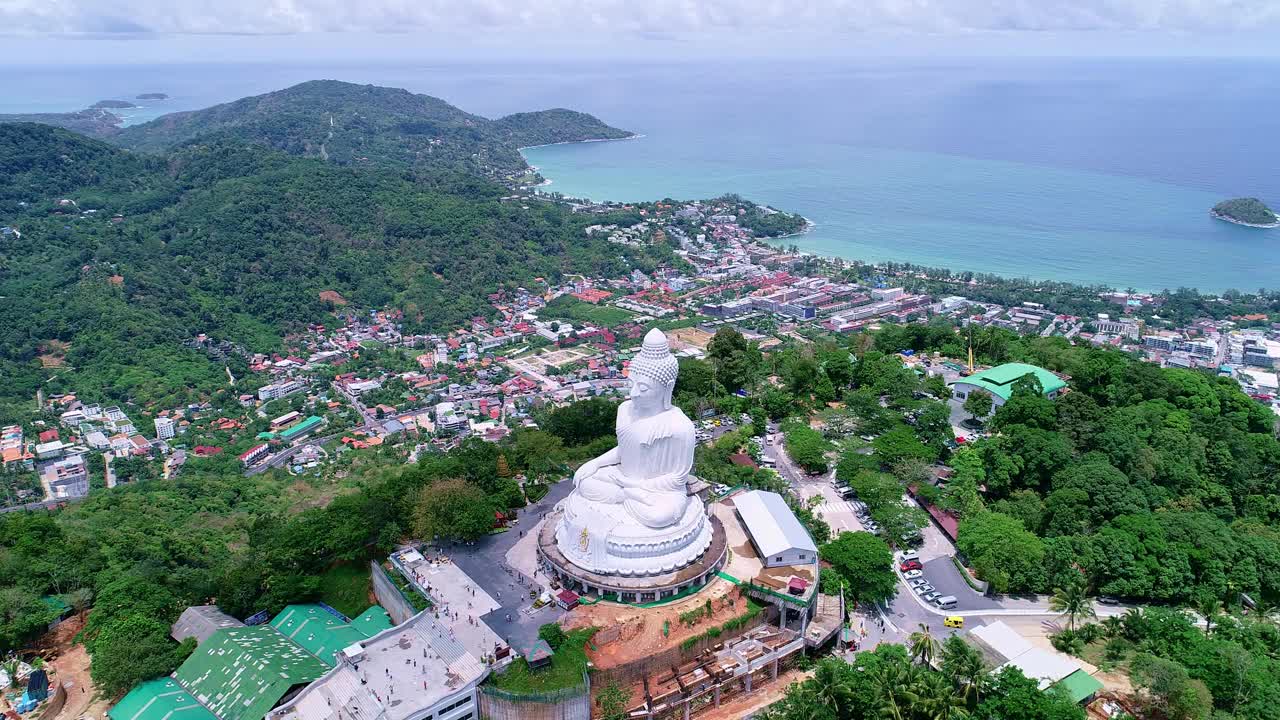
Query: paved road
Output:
[[245, 430, 345, 476], [447, 480, 575, 652], [0, 497, 79, 514]]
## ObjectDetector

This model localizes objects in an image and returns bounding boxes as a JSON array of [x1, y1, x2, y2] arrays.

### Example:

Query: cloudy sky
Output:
[[2, 0, 1279, 63], [3, 0, 1280, 34]]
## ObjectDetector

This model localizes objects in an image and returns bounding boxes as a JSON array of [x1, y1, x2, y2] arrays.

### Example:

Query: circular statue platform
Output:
[[538, 508, 728, 604]]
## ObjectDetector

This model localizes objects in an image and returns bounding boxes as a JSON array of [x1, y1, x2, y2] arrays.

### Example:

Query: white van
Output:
[[899, 550, 920, 563], [934, 595, 958, 610]]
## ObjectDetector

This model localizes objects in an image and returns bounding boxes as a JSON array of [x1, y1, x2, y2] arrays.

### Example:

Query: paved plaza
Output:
[[444, 479, 575, 653]]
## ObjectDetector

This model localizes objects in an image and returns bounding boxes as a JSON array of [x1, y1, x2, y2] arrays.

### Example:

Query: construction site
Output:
[[621, 625, 806, 720], [545, 492, 842, 720]]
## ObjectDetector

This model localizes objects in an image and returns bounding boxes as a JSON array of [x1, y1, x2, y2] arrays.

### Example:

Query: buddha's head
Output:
[[629, 328, 679, 414]]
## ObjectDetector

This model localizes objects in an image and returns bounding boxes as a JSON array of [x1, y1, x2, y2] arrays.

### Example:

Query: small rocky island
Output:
[[136, 93, 168, 100], [91, 99, 138, 109], [1211, 197, 1279, 228]]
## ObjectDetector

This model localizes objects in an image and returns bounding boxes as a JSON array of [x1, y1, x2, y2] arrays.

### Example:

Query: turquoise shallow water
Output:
[[3, 58, 1278, 292], [524, 140, 1252, 292]]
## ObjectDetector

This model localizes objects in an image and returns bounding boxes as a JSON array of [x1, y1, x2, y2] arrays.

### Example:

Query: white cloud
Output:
[[3, 0, 1280, 34]]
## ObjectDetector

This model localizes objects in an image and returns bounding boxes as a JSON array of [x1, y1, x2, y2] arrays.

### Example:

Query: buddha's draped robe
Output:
[[576, 400, 695, 528]]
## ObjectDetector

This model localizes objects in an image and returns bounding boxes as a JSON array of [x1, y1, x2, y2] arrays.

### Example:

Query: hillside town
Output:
[[5, 197, 1279, 511]]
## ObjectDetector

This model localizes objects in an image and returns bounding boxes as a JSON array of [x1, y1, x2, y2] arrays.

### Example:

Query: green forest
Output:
[[0, 121, 671, 421], [0, 80, 634, 181], [1212, 197, 1278, 226], [871, 323, 1280, 608]]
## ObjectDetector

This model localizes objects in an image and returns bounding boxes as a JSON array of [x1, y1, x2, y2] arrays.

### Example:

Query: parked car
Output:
[[922, 591, 941, 603], [903, 569, 923, 580], [908, 577, 929, 587], [913, 583, 935, 595], [899, 550, 920, 563], [899, 560, 923, 572]]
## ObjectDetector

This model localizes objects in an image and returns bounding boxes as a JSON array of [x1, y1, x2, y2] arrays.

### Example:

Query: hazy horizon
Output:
[[2, 27, 1280, 68]]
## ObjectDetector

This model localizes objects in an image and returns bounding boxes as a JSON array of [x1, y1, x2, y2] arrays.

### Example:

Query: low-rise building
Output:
[[279, 416, 325, 445], [733, 490, 818, 568], [259, 380, 306, 402], [270, 411, 302, 430], [949, 363, 1067, 409], [44, 454, 89, 498], [238, 444, 271, 467]]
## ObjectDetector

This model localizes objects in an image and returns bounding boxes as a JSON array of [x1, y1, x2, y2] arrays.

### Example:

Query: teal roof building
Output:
[[111, 604, 391, 720], [950, 362, 1067, 406], [269, 604, 390, 666], [175, 626, 329, 720], [108, 679, 217, 720]]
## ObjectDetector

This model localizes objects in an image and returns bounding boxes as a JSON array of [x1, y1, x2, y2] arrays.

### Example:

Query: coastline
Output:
[[519, 133, 645, 189], [1210, 209, 1279, 229], [517, 137, 1260, 294], [763, 217, 817, 242], [517, 133, 646, 153]]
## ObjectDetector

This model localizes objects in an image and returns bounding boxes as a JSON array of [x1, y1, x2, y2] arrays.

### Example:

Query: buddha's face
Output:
[[630, 375, 671, 414]]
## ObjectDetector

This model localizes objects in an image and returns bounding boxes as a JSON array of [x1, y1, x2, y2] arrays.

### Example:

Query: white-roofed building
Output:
[[970, 621, 1103, 703], [268, 610, 488, 720], [732, 490, 818, 568]]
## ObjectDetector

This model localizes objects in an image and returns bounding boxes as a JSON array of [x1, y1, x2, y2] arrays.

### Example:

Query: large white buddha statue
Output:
[[554, 329, 712, 576]]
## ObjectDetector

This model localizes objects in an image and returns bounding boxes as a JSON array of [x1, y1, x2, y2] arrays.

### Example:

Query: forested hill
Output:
[[0, 124, 668, 417], [489, 109, 635, 148], [109, 80, 632, 179]]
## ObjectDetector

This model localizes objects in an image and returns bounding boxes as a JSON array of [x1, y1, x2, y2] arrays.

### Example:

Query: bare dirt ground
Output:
[[39, 340, 70, 368], [30, 616, 113, 720], [695, 667, 810, 720], [562, 578, 747, 670]]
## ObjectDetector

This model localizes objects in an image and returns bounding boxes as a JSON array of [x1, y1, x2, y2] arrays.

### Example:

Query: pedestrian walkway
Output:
[[813, 500, 857, 515], [400, 559, 508, 664]]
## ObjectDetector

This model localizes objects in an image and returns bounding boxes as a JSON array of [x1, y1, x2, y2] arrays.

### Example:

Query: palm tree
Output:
[[940, 636, 987, 708], [1101, 615, 1125, 641], [808, 659, 851, 715], [1120, 608, 1145, 641], [871, 662, 916, 720], [1197, 597, 1222, 635], [1049, 576, 1095, 631], [911, 671, 969, 720], [909, 623, 942, 666]]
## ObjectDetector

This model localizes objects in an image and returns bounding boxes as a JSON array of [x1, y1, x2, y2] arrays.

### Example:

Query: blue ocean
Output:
[[3, 58, 1278, 292]]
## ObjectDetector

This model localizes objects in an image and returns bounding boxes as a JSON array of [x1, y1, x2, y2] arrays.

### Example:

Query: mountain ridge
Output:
[[0, 80, 633, 181], [110, 79, 632, 179]]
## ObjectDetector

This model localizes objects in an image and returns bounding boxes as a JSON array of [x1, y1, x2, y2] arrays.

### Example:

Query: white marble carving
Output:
[[555, 329, 712, 576]]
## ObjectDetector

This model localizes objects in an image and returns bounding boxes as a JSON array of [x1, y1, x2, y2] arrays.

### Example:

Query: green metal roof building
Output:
[[950, 362, 1067, 404], [1055, 669, 1104, 704], [109, 678, 218, 720], [174, 626, 328, 720], [350, 606, 393, 636], [278, 416, 324, 443], [269, 605, 389, 666], [111, 605, 394, 720]]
